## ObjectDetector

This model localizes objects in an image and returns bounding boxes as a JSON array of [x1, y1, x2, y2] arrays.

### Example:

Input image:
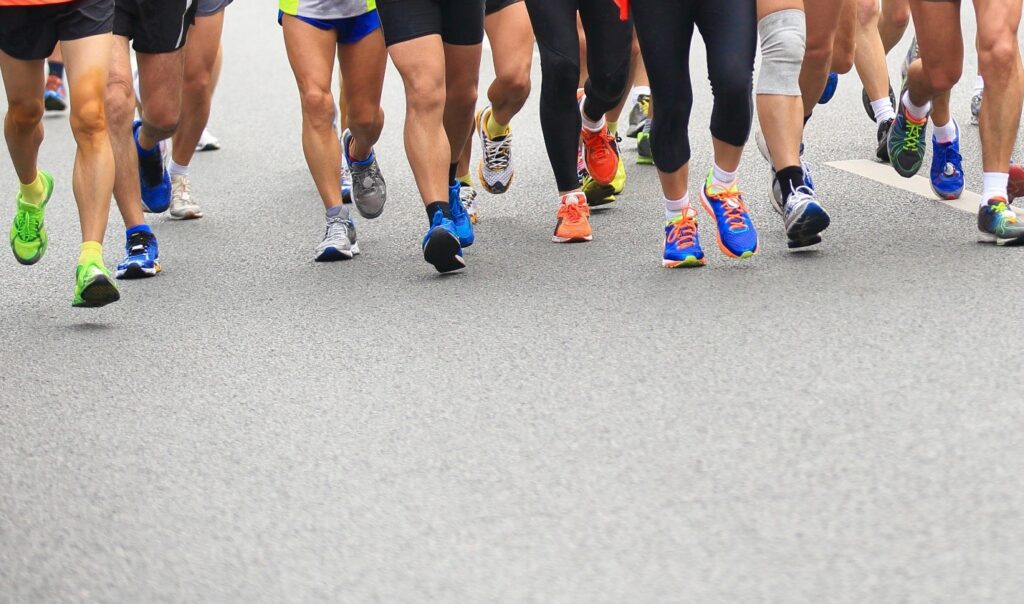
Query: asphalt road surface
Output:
[[3, 4, 1024, 602]]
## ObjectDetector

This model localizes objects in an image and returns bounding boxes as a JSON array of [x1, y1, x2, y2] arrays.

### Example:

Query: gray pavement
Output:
[[3, 4, 1024, 602]]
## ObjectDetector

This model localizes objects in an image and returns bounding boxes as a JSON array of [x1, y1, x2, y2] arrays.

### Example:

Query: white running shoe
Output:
[[195, 128, 221, 152], [169, 174, 203, 220]]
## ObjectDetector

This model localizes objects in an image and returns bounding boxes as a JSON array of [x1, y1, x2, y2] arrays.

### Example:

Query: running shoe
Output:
[[663, 207, 705, 267], [44, 74, 67, 112], [1008, 164, 1024, 202], [422, 209, 465, 273], [475, 106, 514, 194], [970, 91, 983, 126], [10, 170, 53, 265], [929, 121, 964, 200], [755, 131, 815, 211], [116, 229, 160, 279], [582, 156, 626, 207], [133, 120, 171, 213], [341, 161, 353, 205], [887, 98, 929, 178], [626, 94, 651, 138], [343, 129, 387, 219], [315, 210, 359, 261], [195, 128, 221, 152], [781, 186, 830, 248], [818, 72, 839, 104], [552, 192, 592, 243], [169, 174, 203, 220], [448, 182, 474, 247], [699, 171, 759, 258], [875, 118, 894, 163], [460, 181, 479, 224], [900, 37, 918, 82], [73, 259, 120, 308], [581, 126, 620, 185], [637, 120, 653, 165], [978, 198, 1024, 245], [861, 85, 895, 123]]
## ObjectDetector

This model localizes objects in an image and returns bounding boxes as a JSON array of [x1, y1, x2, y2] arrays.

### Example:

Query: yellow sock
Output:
[[484, 109, 511, 139], [457, 174, 472, 187], [608, 121, 618, 137], [78, 241, 103, 265], [19, 172, 47, 206]]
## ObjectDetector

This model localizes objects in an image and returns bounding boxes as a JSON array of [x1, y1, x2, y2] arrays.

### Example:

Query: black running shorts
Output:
[[376, 0, 484, 46], [0, 0, 114, 61], [113, 0, 198, 54], [485, 0, 521, 16]]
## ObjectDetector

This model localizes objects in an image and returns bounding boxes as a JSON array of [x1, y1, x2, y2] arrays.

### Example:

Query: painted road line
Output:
[[827, 159, 979, 214]]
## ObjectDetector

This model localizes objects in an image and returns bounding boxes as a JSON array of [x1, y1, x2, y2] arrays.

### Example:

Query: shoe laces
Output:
[[666, 211, 697, 247], [355, 159, 382, 194], [941, 145, 962, 176], [126, 231, 153, 258], [325, 214, 350, 240], [901, 115, 926, 152], [786, 185, 816, 211], [559, 198, 590, 222], [582, 128, 614, 166], [708, 184, 749, 231], [637, 95, 651, 118], [482, 131, 513, 171], [172, 175, 191, 203], [13, 208, 41, 242]]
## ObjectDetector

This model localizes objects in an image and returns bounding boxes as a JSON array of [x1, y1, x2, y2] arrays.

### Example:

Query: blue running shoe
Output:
[[818, 72, 839, 104], [930, 120, 964, 200], [116, 228, 160, 279], [422, 209, 465, 273], [448, 182, 474, 247], [133, 120, 171, 213], [663, 207, 705, 268], [699, 171, 759, 259]]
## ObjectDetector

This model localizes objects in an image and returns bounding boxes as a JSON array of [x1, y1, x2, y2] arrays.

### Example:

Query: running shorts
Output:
[[485, 0, 520, 16], [0, 0, 113, 60], [277, 10, 382, 45], [113, 0, 198, 54], [376, 0, 484, 46], [197, 0, 232, 18]]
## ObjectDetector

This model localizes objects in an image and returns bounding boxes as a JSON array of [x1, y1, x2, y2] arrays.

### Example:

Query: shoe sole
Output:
[[979, 232, 1024, 246], [74, 275, 120, 308], [423, 228, 465, 273], [315, 243, 360, 262], [478, 162, 512, 195], [116, 263, 160, 279], [699, 190, 759, 259], [786, 204, 831, 248], [552, 233, 593, 243], [11, 235, 47, 266], [44, 96, 67, 112], [626, 121, 646, 139], [169, 208, 203, 220], [663, 257, 705, 268]]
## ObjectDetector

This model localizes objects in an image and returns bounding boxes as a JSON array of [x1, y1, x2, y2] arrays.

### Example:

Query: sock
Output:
[[18, 172, 47, 206], [78, 241, 102, 265], [168, 160, 189, 177], [664, 193, 690, 220], [579, 96, 606, 132], [902, 91, 931, 120], [982, 172, 1009, 205], [933, 119, 957, 144], [448, 163, 458, 186], [345, 137, 373, 165], [125, 223, 152, 238], [425, 201, 450, 222], [457, 174, 472, 187], [607, 121, 618, 137], [326, 204, 349, 219], [48, 61, 64, 80], [712, 163, 738, 189], [484, 109, 511, 139], [974, 75, 985, 96], [776, 165, 804, 202], [870, 98, 896, 124]]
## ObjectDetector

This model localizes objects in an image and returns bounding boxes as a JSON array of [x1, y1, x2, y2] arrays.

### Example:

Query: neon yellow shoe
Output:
[[583, 156, 627, 207], [10, 170, 54, 265], [73, 259, 120, 308]]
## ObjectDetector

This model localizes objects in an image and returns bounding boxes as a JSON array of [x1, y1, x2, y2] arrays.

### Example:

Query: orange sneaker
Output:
[[552, 192, 593, 243], [581, 126, 620, 185]]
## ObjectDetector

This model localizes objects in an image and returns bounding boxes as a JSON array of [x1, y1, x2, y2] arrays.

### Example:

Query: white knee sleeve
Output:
[[757, 9, 806, 96]]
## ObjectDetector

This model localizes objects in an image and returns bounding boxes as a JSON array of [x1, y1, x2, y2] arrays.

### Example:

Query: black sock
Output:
[[448, 163, 458, 186], [803, 113, 812, 126], [776, 165, 804, 201], [425, 201, 451, 222], [48, 61, 64, 80]]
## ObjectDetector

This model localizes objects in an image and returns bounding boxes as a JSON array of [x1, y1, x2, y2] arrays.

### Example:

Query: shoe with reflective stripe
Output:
[[929, 121, 964, 200], [552, 192, 592, 243], [116, 230, 160, 279], [699, 171, 759, 258], [887, 99, 929, 178], [782, 186, 830, 248], [663, 206, 705, 267], [581, 126, 620, 185], [626, 94, 650, 138], [422, 210, 465, 273], [73, 260, 120, 308], [10, 170, 53, 265], [343, 129, 388, 219], [448, 182, 474, 247], [978, 199, 1024, 245], [475, 106, 514, 194], [133, 120, 171, 213], [315, 211, 359, 261], [169, 174, 203, 220], [459, 181, 479, 224]]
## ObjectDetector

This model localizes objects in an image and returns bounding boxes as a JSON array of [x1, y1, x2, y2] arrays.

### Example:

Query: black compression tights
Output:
[[631, 0, 757, 174], [525, 0, 632, 192]]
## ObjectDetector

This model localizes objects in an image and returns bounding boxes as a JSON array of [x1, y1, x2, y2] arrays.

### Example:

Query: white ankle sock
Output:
[[664, 193, 690, 220], [981, 172, 1009, 205], [902, 90, 931, 120], [933, 119, 958, 144], [579, 96, 606, 133], [711, 163, 737, 189], [973, 75, 985, 96], [169, 160, 189, 177], [870, 98, 896, 124]]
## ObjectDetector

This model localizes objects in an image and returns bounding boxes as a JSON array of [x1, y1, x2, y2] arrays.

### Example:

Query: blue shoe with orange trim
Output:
[[699, 171, 759, 259], [662, 206, 705, 268]]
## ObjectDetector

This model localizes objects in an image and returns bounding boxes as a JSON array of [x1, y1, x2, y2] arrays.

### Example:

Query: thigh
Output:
[[281, 14, 340, 93], [578, 0, 632, 71], [524, 0, 579, 60], [387, 33, 446, 94], [377, 0, 443, 46], [185, 11, 224, 80], [337, 25, 387, 110], [910, 0, 963, 64], [973, 0, 1022, 41], [135, 47, 186, 118], [0, 51, 46, 107], [697, 0, 757, 77], [132, 0, 197, 54], [444, 42, 483, 94], [484, 1, 534, 77], [60, 32, 113, 112], [805, 0, 844, 48]]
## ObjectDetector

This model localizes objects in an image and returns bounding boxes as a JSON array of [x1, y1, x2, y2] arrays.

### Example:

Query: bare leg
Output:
[[0, 53, 45, 185], [337, 27, 387, 160], [443, 42, 482, 181], [171, 10, 225, 168], [974, 0, 1023, 173]]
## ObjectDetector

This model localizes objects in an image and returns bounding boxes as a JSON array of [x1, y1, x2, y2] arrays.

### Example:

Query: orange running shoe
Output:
[[581, 127, 619, 186], [552, 192, 593, 243]]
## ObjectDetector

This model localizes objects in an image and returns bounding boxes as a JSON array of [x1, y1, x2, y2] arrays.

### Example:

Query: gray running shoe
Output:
[[971, 91, 983, 125], [343, 129, 387, 219], [315, 208, 359, 261], [782, 185, 830, 248], [169, 174, 202, 220], [459, 181, 478, 224], [900, 37, 918, 83], [626, 94, 650, 138]]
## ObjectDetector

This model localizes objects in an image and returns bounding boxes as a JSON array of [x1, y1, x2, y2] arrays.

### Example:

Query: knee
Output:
[[882, 3, 910, 30], [70, 96, 108, 143], [803, 38, 833, 70], [7, 98, 44, 131], [142, 105, 179, 138], [183, 69, 213, 100], [406, 74, 446, 115], [831, 47, 856, 74], [711, 69, 752, 100], [346, 101, 380, 135], [923, 61, 962, 92], [977, 34, 1020, 79], [299, 85, 335, 127], [104, 79, 135, 126], [540, 51, 580, 94], [757, 10, 805, 96], [857, 0, 879, 25], [497, 66, 532, 103]]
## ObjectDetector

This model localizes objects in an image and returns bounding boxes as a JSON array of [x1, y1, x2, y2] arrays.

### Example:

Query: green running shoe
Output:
[[10, 170, 54, 265], [978, 198, 1024, 246], [73, 260, 120, 308], [887, 101, 929, 178], [637, 128, 653, 165]]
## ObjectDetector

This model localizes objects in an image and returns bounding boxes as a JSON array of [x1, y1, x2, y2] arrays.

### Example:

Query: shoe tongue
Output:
[[562, 192, 585, 205]]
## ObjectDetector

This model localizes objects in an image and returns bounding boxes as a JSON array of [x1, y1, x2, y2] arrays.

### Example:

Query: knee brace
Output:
[[756, 9, 806, 96]]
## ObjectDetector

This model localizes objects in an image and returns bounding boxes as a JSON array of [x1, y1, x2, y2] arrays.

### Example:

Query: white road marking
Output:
[[827, 159, 980, 214]]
